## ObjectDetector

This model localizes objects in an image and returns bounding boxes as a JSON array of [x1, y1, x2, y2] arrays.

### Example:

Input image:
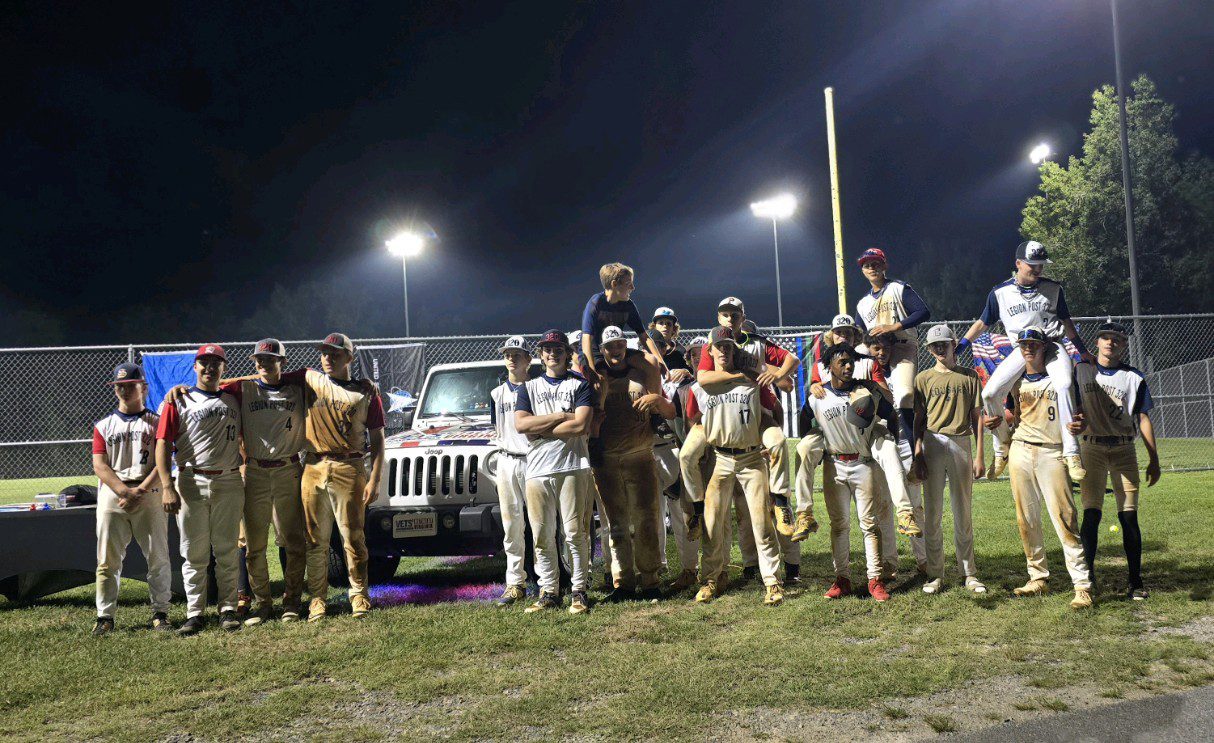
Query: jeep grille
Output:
[[387, 454, 480, 497]]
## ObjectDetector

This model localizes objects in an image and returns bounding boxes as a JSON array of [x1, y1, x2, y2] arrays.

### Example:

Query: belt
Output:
[[252, 454, 301, 468], [832, 453, 870, 463], [1082, 435, 1135, 446], [311, 451, 364, 461], [120, 478, 144, 486], [1014, 439, 1060, 449], [182, 466, 240, 476], [713, 445, 760, 456], [501, 450, 528, 459]]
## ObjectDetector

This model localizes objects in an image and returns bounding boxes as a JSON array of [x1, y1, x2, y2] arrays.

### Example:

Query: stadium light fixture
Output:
[[1029, 142, 1053, 165], [749, 193, 798, 327], [386, 231, 430, 336]]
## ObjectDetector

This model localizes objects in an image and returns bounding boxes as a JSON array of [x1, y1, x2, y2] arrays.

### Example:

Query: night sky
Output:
[[4, 1, 1212, 345]]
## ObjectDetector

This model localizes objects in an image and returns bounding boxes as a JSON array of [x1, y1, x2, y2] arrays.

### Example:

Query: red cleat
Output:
[[824, 576, 853, 599], [868, 579, 891, 602]]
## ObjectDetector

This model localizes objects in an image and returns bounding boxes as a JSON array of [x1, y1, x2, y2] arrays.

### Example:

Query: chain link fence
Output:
[[3, 315, 1211, 502]]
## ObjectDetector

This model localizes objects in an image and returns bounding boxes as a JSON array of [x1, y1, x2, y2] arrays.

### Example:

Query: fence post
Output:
[[128, 345, 135, 364]]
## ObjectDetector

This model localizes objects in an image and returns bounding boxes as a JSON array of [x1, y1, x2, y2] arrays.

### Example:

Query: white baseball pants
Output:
[[922, 431, 978, 579], [701, 449, 781, 586], [983, 341, 1078, 457], [1009, 440, 1091, 589], [177, 470, 245, 618], [525, 469, 593, 594], [95, 483, 172, 618], [822, 457, 884, 581], [495, 453, 529, 587], [243, 461, 306, 607]]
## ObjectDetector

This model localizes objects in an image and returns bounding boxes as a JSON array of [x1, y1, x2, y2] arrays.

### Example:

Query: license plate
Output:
[[392, 510, 437, 538]]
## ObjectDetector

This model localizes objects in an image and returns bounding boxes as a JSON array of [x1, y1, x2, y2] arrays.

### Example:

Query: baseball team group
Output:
[[87, 240, 1161, 634]]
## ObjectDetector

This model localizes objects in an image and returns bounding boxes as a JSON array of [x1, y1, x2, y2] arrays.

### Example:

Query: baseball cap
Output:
[[652, 306, 677, 322], [318, 332, 354, 354], [1017, 326, 1048, 344], [831, 314, 858, 331], [498, 335, 530, 354], [709, 326, 737, 346], [537, 329, 568, 347], [195, 343, 227, 361], [741, 319, 759, 334], [1015, 240, 1052, 265], [846, 389, 877, 430], [718, 296, 745, 313], [857, 247, 887, 266], [687, 335, 709, 350], [601, 325, 626, 345], [107, 362, 144, 385], [251, 338, 286, 358], [1097, 321, 1129, 340], [924, 325, 956, 345]]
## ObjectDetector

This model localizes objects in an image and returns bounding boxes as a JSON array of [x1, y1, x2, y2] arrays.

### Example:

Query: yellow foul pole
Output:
[[825, 86, 846, 314]]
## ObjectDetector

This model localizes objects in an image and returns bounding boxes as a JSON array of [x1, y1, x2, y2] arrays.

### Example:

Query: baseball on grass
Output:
[[1110, 525, 1120, 533]]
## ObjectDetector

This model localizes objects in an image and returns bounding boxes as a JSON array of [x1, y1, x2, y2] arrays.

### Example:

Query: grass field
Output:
[[1, 469, 1212, 741]]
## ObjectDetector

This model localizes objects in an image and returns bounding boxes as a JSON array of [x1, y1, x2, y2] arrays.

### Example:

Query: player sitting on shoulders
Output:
[[580, 262, 666, 399]]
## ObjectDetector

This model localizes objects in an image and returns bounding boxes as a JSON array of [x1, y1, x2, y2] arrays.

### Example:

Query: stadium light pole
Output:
[[386, 231, 426, 337], [1111, 0, 1144, 368], [750, 193, 797, 328]]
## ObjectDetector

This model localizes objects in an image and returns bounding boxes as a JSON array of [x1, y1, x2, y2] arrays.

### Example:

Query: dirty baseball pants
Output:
[[701, 449, 781, 587], [984, 341, 1079, 457], [526, 469, 594, 595], [681, 422, 788, 501], [495, 453, 529, 587], [886, 341, 918, 410], [1079, 441, 1140, 512], [594, 448, 662, 591], [1009, 440, 1091, 589], [872, 431, 926, 568], [822, 457, 884, 582], [95, 483, 171, 618], [303, 458, 370, 603], [795, 433, 825, 515], [654, 441, 700, 574], [921, 431, 978, 579], [177, 470, 245, 618], [243, 460, 307, 609]]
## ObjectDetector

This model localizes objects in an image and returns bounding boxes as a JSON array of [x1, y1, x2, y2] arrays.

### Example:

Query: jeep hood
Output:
[[386, 422, 496, 450]]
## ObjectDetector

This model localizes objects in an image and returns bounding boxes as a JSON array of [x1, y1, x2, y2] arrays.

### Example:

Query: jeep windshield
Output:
[[417, 363, 542, 420]]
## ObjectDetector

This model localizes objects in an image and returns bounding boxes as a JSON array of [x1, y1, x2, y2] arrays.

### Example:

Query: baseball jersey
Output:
[[515, 372, 594, 478], [687, 380, 762, 450], [980, 277, 1070, 339], [281, 369, 386, 454], [798, 380, 893, 456], [598, 367, 654, 455], [1011, 373, 1062, 445], [697, 331, 786, 377], [490, 381, 530, 456], [219, 380, 306, 460], [855, 279, 930, 344], [581, 293, 647, 349], [156, 388, 242, 470], [93, 408, 159, 481], [914, 366, 982, 436], [663, 378, 694, 445], [1074, 361, 1154, 438]]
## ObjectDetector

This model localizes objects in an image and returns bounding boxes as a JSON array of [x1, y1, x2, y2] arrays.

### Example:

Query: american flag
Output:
[[970, 332, 1082, 386]]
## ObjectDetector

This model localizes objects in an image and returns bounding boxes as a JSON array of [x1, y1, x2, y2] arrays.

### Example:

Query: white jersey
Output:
[[981, 277, 1070, 339], [235, 380, 305, 460], [157, 388, 242, 471], [856, 279, 919, 344], [490, 381, 531, 456], [1012, 373, 1061, 446], [515, 373, 594, 478], [93, 409, 159, 481], [690, 381, 762, 450], [799, 381, 887, 456], [1074, 361, 1154, 438]]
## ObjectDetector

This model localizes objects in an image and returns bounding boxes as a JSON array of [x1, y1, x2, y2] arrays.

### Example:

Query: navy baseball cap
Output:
[[537, 329, 568, 347], [846, 390, 877, 429], [1015, 240, 1052, 265], [1097, 321, 1129, 340], [107, 362, 144, 385], [1017, 326, 1048, 344], [252, 338, 286, 358]]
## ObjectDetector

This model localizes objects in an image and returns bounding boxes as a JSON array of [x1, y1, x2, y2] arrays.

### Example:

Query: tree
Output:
[[1020, 76, 1214, 316]]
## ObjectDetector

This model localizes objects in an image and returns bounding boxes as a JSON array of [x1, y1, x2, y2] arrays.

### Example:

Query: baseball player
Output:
[[515, 329, 595, 615], [91, 363, 170, 636], [799, 343, 900, 602], [580, 263, 667, 393], [960, 240, 1093, 481], [1001, 327, 1093, 610], [490, 336, 534, 606], [690, 327, 784, 606], [657, 337, 709, 591], [912, 325, 987, 594], [594, 326, 675, 601], [1073, 321, 1161, 600], [649, 307, 694, 382], [156, 344, 245, 635]]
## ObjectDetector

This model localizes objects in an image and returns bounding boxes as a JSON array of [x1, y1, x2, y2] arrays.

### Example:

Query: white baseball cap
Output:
[[601, 325, 626, 345], [718, 296, 745, 313], [567, 330, 583, 347], [1016, 240, 1053, 265], [831, 314, 858, 331], [688, 335, 709, 348], [498, 335, 530, 354], [924, 325, 955, 345], [652, 306, 677, 322]]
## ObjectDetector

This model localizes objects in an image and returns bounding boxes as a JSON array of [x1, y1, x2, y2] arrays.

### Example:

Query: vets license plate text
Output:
[[392, 511, 438, 538]]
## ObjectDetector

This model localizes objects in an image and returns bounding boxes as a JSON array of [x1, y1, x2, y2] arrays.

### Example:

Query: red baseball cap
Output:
[[857, 247, 887, 266], [195, 344, 227, 361]]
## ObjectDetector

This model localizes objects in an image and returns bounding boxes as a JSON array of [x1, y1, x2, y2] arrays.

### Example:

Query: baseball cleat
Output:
[[280, 605, 302, 623], [772, 502, 795, 536], [867, 579, 891, 603], [784, 562, 801, 586], [986, 455, 1009, 479], [964, 577, 988, 594], [686, 512, 704, 542], [896, 511, 923, 537], [1065, 455, 1087, 482], [916, 562, 929, 577], [603, 587, 637, 604], [824, 576, 853, 599], [791, 511, 818, 542], [1070, 589, 1094, 610], [568, 591, 590, 615], [764, 584, 784, 606], [1128, 586, 1149, 601], [350, 595, 372, 619], [307, 598, 328, 623], [881, 560, 899, 582], [922, 578, 943, 595], [151, 612, 173, 632], [1013, 579, 1048, 597], [244, 603, 274, 626], [496, 584, 527, 607], [524, 591, 560, 613], [219, 610, 241, 632], [177, 616, 205, 636], [668, 569, 698, 592], [694, 582, 718, 604], [235, 593, 253, 620], [91, 617, 115, 637]]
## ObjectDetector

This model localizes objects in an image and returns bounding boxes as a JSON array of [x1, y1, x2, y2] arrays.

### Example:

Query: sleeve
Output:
[[798, 402, 816, 432], [366, 394, 386, 430], [626, 301, 647, 337], [92, 426, 106, 454], [1055, 284, 1071, 320], [1134, 377, 1154, 415], [489, 391, 497, 427], [871, 362, 887, 385], [763, 342, 790, 366], [219, 380, 242, 404], [900, 284, 931, 329], [811, 360, 822, 384], [685, 389, 701, 419], [156, 402, 180, 441], [573, 380, 594, 409], [697, 344, 713, 372], [854, 309, 868, 332], [979, 290, 999, 326], [759, 385, 777, 413], [515, 382, 533, 415], [580, 295, 600, 336]]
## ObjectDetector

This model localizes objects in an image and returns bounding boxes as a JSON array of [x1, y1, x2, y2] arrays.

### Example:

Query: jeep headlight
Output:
[[485, 450, 500, 478]]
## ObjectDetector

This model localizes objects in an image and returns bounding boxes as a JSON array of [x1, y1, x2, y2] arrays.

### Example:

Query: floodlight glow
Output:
[[1029, 143, 1053, 165], [750, 193, 797, 220], [386, 232, 426, 258]]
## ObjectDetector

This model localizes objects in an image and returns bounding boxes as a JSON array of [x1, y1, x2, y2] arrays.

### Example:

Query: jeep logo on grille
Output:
[[424, 448, 443, 456]]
